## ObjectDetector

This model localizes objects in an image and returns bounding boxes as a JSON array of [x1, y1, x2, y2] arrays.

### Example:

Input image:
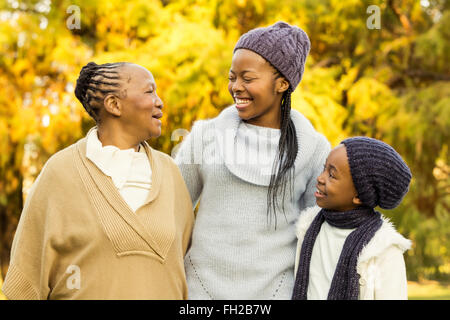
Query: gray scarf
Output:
[[292, 206, 382, 300]]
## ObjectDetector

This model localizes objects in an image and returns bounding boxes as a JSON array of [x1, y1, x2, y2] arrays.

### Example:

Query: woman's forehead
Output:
[[121, 64, 155, 87], [231, 48, 271, 72]]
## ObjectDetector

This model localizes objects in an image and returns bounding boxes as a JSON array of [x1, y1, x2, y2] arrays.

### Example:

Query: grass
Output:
[[0, 278, 5, 300], [408, 280, 450, 300], [0, 278, 448, 300]]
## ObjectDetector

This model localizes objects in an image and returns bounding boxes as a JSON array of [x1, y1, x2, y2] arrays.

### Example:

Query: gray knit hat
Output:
[[341, 137, 412, 210], [233, 21, 311, 91]]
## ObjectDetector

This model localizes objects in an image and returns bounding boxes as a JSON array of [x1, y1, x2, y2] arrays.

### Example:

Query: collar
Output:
[[213, 105, 323, 186], [85, 127, 149, 189], [75, 136, 169, 261]]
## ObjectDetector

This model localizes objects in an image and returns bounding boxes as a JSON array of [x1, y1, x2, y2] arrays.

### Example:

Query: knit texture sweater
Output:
[[2, 136, 194, 300], [175, 105, 330, 299]]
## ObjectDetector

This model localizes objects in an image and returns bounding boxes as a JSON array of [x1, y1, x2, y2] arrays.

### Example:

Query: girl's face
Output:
[[315, 144, 362, 212], [228, 49, 288, 129], [111, 64, 164, 140]]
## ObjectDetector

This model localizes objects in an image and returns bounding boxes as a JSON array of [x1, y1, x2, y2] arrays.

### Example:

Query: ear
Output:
[[103, 94, 122, 117], [352, 196, 362, 206], [276, 77, 290, 94]]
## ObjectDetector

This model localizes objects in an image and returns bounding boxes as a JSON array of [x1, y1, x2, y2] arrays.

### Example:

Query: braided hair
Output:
[[74, 62, 128, 123], [267, 70, 298, 229]]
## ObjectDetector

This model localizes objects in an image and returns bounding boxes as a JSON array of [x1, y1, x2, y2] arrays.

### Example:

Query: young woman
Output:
[[176, 22, 331, 299], [2, 62, 194, 299], [292, 137, 412, 300]]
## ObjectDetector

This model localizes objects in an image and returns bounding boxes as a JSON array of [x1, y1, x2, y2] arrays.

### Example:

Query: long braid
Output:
[[74, 62, 127, 122], [267, 86, 298, 229]]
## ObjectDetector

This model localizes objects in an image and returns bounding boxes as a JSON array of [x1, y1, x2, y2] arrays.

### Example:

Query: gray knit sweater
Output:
[[175, 106, 330, 299]]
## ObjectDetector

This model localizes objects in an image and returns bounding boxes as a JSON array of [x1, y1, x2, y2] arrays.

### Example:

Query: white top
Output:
[[307, 221, 355, 299], [86, 128, 152, 212]]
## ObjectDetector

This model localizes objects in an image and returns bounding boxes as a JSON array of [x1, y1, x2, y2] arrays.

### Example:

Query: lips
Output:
[[235, 98, 252, 104], [315, 185, 327, 198], [152, 112, 163, 120], [234, 96, 253, 105], [234, 97, 253, 111]]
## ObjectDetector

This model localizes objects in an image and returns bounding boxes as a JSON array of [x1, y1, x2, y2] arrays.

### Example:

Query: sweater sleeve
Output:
[[175, 121, 204, 208], [373, 245, 409, 300], [299, 134, 331, 209], [1, 163, 55, 300]]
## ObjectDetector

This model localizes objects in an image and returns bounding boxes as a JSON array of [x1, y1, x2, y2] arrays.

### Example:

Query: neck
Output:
[[244, 96, 283, 129], [97, 124, 141, 151], [245, 108, 282, 129]]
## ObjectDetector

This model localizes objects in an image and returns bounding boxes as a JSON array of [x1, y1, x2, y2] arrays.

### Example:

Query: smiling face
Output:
[[104, 64, 164, 140], [315, 144, 362, 211], [228, 49, 289, 128]]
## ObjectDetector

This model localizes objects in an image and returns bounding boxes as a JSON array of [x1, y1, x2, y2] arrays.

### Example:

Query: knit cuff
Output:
[[2, 264, 39, 300]]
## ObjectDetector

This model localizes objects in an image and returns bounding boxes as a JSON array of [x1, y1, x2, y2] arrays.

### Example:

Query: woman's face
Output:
[[228, 49, 288, 128], [116, 64, 164, 140]]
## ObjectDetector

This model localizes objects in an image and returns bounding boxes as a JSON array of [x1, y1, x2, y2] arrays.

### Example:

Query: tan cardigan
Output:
[[2, 137, 194, 299]]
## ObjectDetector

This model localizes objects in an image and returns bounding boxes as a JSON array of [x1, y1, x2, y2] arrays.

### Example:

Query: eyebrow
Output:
[[229, 69, 257, 75], [144, 82, 156, 90], [328, 164, 338, 174]]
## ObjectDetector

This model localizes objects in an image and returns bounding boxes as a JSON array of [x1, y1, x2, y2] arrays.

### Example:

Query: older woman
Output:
[[2, 62, 194, 299]]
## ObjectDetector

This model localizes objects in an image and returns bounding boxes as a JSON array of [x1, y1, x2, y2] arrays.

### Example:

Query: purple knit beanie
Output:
[[233, 21, 311, 91], [341, 137, 412, 210]]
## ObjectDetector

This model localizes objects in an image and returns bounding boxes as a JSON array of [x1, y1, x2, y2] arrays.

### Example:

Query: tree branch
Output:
[[388, 0, 413, 34]]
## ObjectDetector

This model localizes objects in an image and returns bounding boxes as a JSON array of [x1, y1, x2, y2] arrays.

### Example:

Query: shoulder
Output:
[[183, 115, 218, 143], [290, 108, 315, 131], [191, 106, 236, 132], [22, 141, 81, 210], [37, 141, 80, 179], [143, 144, 175, 168], [47, 142, 78, 166], [191, 105, 239, 134], [359, 214, 412, 263], [290, 109, 331, 169], [178, 106, 236, 148], [293, 109, 330, 148], [150, 147, 188, 179], [295, 205, 322, 239]]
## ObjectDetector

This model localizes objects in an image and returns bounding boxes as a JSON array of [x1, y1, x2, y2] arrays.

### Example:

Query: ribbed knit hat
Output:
[[341, 137, 412, 210], [233, 21, 310, 91]]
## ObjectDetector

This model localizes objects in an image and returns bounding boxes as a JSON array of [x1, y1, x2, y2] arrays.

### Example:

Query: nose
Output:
[[231, 79, 244, 94], [317, 171, 326, 185], [155, 94, 163, 109]]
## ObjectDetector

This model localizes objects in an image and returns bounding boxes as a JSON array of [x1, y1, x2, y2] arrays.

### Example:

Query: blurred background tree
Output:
[[0, 0, 449, 282]]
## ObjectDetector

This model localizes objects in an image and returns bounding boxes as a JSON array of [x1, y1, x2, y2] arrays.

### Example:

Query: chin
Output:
[[236, 109, 255, 121], [149, 129, 162, 138], [139, 131, 159, 142]]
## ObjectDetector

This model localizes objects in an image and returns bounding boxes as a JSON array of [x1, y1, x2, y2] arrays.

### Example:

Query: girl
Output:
[[175, 22, 331, 299], [2, 62, 194, 299], [292, 137, 412, 300]]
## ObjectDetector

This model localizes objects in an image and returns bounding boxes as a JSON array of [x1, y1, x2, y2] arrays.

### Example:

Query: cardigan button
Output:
[[359, 278, 366, 286]]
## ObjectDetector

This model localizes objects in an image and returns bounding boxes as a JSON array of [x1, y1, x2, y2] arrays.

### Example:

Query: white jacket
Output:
[[294, 206, 412, 300]]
